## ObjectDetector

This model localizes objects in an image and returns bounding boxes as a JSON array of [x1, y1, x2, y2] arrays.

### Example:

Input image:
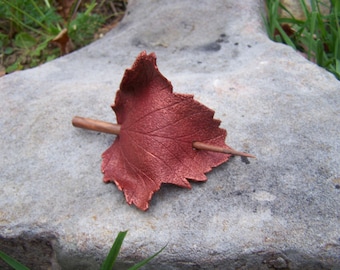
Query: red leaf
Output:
[[102, 51, 231, 210]]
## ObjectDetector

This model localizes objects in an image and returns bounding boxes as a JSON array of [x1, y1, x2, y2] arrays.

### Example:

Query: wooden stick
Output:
[[72, 116, 121, 135], [72, 116, 255, 158], [192, 141, 256, 158]]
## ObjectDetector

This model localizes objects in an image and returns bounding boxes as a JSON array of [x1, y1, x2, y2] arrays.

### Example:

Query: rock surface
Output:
[[1, 0, 339, 269]]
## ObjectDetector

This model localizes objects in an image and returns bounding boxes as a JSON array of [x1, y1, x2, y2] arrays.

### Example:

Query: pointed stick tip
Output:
[[192, 141, 255, 158], [224, 148, 256, 159], [240, 153, 256, 159], [223, 146, 256, 159]]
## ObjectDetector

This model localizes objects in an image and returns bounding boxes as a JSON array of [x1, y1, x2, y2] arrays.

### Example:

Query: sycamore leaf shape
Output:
[[101, 51, 231, 210]]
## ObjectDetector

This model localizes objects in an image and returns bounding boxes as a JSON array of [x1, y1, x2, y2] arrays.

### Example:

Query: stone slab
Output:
[[1, 0, 340, 269]]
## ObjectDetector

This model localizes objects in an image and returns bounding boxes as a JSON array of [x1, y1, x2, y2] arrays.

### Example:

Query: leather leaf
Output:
[[102, 51, 231, 210]]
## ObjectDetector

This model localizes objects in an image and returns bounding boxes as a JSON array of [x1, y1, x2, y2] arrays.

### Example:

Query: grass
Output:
[[3, 0, 338, 80], [0, 231, 166, 270], [264, 0, 340, 80], [0, 0, 127, 75]]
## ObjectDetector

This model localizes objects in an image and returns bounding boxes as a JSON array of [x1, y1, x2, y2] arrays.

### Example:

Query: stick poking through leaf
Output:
[[72, 116, 255, 158]]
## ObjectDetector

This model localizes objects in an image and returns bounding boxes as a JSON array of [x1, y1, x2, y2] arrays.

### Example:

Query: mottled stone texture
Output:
[[0, 0, 339, 269]]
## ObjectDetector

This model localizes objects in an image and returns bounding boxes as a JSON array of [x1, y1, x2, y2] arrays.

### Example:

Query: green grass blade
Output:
[[265, 0, 280, 39], [335, 59, 340, 76], [308, 11, 318, 59], [278, 1, 296, 19], [29, 0, 45, 18], [127, 244, 167, 270], [333, 6, 340, 60], [100, 230, 128, 270], [310, 0, 317, 13], [273, 21, 296, 49], [269, 0, 279, 29], [84, 0, 98, 15], [299, 0, 310, 19], [335, 34, 339, 63], [315, 39, 324, 65], [0, 251, 30, 270], [44, 0, 51, 8]]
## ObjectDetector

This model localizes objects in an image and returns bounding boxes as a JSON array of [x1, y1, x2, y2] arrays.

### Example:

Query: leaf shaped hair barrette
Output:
[[72, 51, 255, 211]]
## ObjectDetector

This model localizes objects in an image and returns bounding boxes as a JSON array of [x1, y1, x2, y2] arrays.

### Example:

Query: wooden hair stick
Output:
[[72, 116, 255, 158]]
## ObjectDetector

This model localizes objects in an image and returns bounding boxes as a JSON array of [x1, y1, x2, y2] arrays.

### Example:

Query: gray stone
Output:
[[1, 0, 339, 269]]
